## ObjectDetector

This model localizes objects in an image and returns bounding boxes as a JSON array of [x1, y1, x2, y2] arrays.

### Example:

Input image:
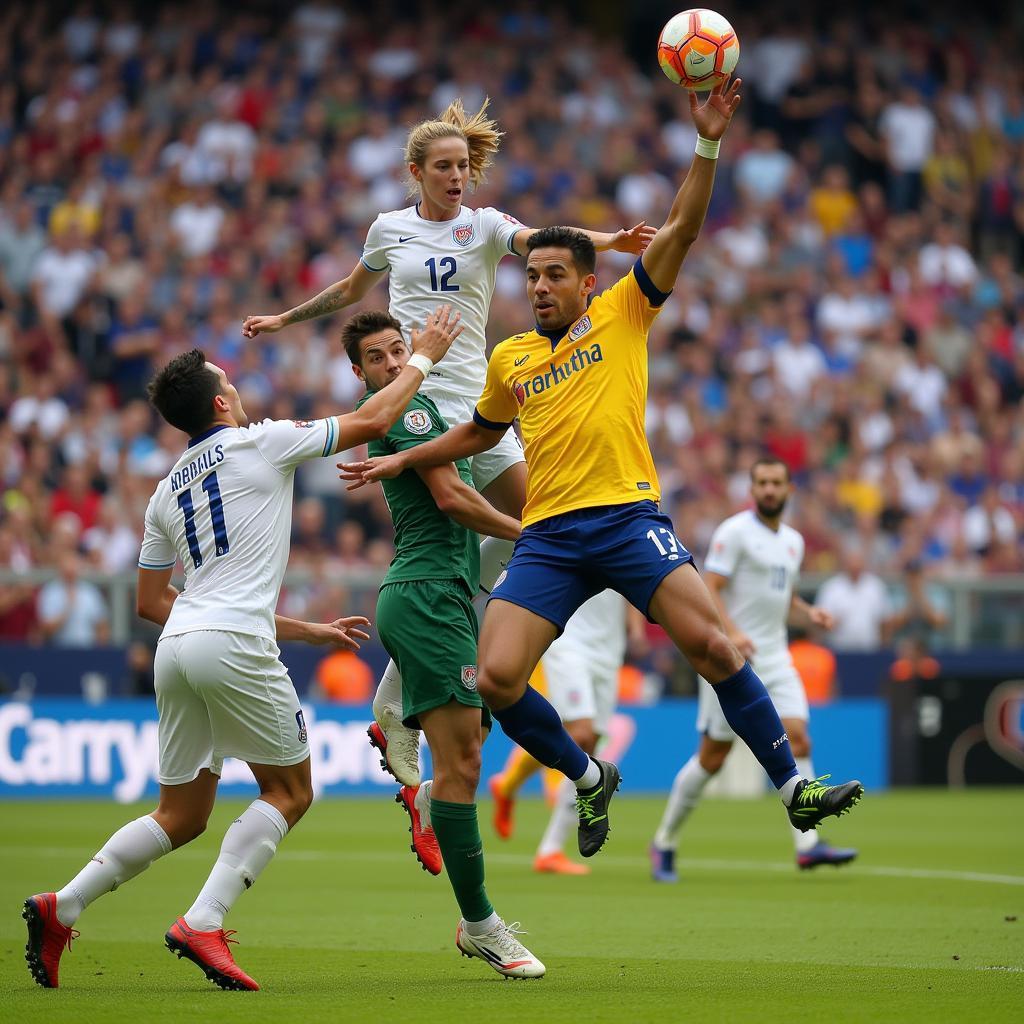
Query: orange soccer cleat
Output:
[[396, 785, 443, 875], [533, 851, 591, 876], [23, 893, 78, 989], [165, 917, 259, 991], [489, 776, 516, 840]]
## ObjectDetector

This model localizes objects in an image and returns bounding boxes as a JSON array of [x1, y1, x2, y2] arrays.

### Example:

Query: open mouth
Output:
[[446, 189, 462, 201], [535, 301, 554, 315]]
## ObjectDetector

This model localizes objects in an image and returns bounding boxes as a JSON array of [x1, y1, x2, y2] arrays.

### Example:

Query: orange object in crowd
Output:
[[789, 638, 837, 705], [314, 650, 374, 703]]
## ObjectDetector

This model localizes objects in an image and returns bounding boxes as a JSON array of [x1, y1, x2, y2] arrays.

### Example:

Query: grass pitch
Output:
[[1, 790, 1022, 1023]]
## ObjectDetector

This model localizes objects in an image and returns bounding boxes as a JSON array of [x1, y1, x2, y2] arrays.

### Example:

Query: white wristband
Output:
[[407, 353, 433, 379], [695, 135, 721, 160]]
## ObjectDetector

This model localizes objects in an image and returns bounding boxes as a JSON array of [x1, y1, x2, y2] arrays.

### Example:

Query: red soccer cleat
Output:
[[23, 893, 78, 989], [396, 785, 443, 875], [489, 775, 516, 840], [533, 851, 591, 876], [165, 917, 259, 991]]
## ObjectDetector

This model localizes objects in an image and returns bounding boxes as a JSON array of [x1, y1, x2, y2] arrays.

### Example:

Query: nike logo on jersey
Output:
[[398, 235, 417, 243], [514, 355, 530, 366]]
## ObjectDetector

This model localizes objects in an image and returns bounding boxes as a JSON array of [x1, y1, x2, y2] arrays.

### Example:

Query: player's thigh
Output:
[[154, 635, 222, 786], [477, 599, 560, 697], [178, 631, 309, 768], [696, 676, 737, 743], [540, 636, 598, 725], [419, 700, 484, 775], [474, 436, 526, 512], [377, 580, 487, 727]]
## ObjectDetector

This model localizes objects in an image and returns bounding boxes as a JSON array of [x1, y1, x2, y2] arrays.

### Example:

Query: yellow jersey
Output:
[[475, 263, 665, 528]]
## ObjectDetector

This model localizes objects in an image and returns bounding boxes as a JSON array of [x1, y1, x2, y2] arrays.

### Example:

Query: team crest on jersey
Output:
[[461, 665, 478, 691], [292, 419, 315, 428], [295, 710, 308, 744], [501, 212, 520, 224], [403, 410, 432, 435], [452, 223, 474, 247], [569, 315, 592, 341]]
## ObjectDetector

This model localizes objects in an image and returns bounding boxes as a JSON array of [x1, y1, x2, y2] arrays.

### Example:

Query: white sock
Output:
[[372, 660, 404, 722], [537, 778, 578, 857], [653, 755, 711, 851], [573, 757, 601, 790], [792, 756, 818, 851], [779, 775, 801, 806], [55, 815, 171, 927], [478, 537, 515, 593], [464, 910, 501, 936], [184, 799, 288, 932], [415, 780, 433, 829]]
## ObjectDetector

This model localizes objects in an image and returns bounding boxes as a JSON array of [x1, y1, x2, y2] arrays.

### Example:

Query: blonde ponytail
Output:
[[404, 97, 503, 195]]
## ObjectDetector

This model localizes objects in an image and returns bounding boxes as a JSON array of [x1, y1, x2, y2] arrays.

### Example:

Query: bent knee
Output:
[[157, 814, 207, 848], [476, 665, 522, 707], [699, 749, 729, 774]]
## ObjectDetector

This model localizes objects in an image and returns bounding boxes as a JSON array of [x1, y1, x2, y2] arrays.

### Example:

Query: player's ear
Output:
[[351, 362, 365, 384], [409, 162, 422, 183], [582, 272, 597, 297]]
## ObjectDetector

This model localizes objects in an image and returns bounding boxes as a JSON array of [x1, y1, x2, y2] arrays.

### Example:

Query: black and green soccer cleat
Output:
[[576, 759, 621, 857], [787, 775, 863, 832]]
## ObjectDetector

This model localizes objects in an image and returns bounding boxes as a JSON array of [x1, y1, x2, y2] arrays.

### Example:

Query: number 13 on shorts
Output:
[[646, 526, 683, 561]]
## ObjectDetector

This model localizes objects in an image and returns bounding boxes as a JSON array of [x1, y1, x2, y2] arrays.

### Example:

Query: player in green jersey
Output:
[[344, 309, 545, 979]]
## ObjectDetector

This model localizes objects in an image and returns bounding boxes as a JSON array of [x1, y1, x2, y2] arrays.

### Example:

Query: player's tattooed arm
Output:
[[242, 262, 383, 338]]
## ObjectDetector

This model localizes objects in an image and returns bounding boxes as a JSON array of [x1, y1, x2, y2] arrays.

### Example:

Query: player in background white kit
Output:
[[21, 310, 461, 992], [242, 99, 653, 787], [650, 458, 858, 880], [487, 590, 635, 875]]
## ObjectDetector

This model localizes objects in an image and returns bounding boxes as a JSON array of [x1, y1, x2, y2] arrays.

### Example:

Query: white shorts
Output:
[[426, 390, 525, 493], [154, 630, 309, 785], [696, 663, 809, 743], [540, 636, 619, 735]]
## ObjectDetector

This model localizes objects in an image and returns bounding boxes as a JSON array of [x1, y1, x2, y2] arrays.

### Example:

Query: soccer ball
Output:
[[657, 9, 740, 91]]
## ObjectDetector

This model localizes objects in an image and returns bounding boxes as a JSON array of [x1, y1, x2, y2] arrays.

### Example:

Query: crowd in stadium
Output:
[[0, 1, 1021, 649]]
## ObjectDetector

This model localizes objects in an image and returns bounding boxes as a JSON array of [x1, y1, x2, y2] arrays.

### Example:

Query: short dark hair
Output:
[[750, 456, 791, 481], [340, 310, 404, 368], [526, 226, 596, 276], [147, 348, 221, 437]]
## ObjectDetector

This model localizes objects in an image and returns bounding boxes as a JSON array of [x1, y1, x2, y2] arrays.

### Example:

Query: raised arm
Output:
[[332, 306, 463, 450], [242, 261, 384, 338], [416, 464, 521, 541], [512, 221, 657, 258], [640, 78, 742, 296]]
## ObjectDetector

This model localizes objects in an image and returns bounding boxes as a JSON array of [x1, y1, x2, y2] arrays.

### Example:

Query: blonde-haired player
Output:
[[243, 99, 653, 786]]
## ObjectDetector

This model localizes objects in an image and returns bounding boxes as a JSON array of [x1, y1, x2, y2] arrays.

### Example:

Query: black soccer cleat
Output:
[[576, 759, 621, 858], [787, 775, 863, 832]]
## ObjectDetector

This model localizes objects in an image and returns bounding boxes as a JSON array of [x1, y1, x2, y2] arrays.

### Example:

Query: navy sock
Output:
[[491, 686, 590, 781], [711, 663, 799, 790]]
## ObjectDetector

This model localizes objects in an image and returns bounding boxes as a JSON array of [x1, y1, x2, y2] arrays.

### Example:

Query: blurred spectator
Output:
[[815, 547, 895, 651], [37, 550, 109, 646], [880, 86, 935, 212], [789, 627, 837, 704]]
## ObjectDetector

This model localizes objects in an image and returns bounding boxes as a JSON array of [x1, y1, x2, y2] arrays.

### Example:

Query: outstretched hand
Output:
[[689, 77, 742, 141], [241, 313, 285, 338], [307, 615, 372, 650], [338, 455, 405, 491], [609, 221, 658, 255]]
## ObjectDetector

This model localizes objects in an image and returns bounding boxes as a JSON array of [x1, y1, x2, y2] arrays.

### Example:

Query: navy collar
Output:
[[536, 324, 568, 352], [187, 424, 232, 448], [414, 201, 463, 223]]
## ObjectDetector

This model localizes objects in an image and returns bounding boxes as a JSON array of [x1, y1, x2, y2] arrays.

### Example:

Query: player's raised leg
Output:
[[477, 599, 619, 857], [783, 717, 858, 869], [420, 700, 544, 979], [369, 659, 422, 787], [23, 768, 217, 988], [648, 565, 863, 827]]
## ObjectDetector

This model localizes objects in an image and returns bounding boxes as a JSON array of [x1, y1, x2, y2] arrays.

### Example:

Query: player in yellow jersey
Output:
[[342, 79, 864, 857]]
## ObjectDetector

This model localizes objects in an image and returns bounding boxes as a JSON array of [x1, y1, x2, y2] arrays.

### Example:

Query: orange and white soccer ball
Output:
[[657, 9, 740, 91]]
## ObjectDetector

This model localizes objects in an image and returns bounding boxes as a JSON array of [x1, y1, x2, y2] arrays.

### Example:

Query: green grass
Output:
[[1, 790, 1022, 1023]]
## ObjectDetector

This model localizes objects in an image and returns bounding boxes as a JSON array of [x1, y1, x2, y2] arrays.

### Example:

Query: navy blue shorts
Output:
[[489, 500, 694, 632]]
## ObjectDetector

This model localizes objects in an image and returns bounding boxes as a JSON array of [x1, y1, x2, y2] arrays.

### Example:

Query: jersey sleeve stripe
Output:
[[360, 256, 388, 273], [321, 416, 336, 457], [473, 408, 514, 431], [633, 257, 672, 308], [138, 559, 176, 569], [507, 232, 521, 255]]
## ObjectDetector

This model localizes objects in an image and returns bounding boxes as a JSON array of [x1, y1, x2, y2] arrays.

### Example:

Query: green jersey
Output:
[[356, 391, 480, 592]]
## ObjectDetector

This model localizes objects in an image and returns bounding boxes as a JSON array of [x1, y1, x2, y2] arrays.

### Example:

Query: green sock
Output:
[[430, 798, 494, 922]]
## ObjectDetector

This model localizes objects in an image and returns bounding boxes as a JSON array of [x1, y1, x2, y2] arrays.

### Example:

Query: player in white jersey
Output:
[[22, 311, 462, 992], [650, 458, 859, 879], [488, 589, 632, 875], [242, 98, 653, 786]]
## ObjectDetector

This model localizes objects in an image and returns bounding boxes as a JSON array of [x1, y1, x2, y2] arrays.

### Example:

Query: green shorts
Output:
[[376, 579, 489, 729]]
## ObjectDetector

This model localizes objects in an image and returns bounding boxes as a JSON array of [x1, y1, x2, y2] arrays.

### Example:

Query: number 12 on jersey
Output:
[[424, 256, 459, 292], [177, 471, 230, 568]]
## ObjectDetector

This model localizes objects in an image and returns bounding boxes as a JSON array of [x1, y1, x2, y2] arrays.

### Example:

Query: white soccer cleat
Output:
[[455, 918, 546, 979], [367, 704, 422, 787]]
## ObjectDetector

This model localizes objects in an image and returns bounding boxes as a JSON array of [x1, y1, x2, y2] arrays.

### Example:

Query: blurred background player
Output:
[[489, 589, 633, 875], [343, 310, 544, 979], [243, 100, 653, 788], [21, 320, 458, 990], [651, 457, 857, 881]]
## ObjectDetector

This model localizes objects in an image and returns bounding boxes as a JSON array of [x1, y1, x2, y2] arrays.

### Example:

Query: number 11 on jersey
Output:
[[177, 471, 230, 568]]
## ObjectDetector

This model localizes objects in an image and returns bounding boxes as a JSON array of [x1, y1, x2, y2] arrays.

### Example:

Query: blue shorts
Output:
[[489, 500, 694, 632]]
